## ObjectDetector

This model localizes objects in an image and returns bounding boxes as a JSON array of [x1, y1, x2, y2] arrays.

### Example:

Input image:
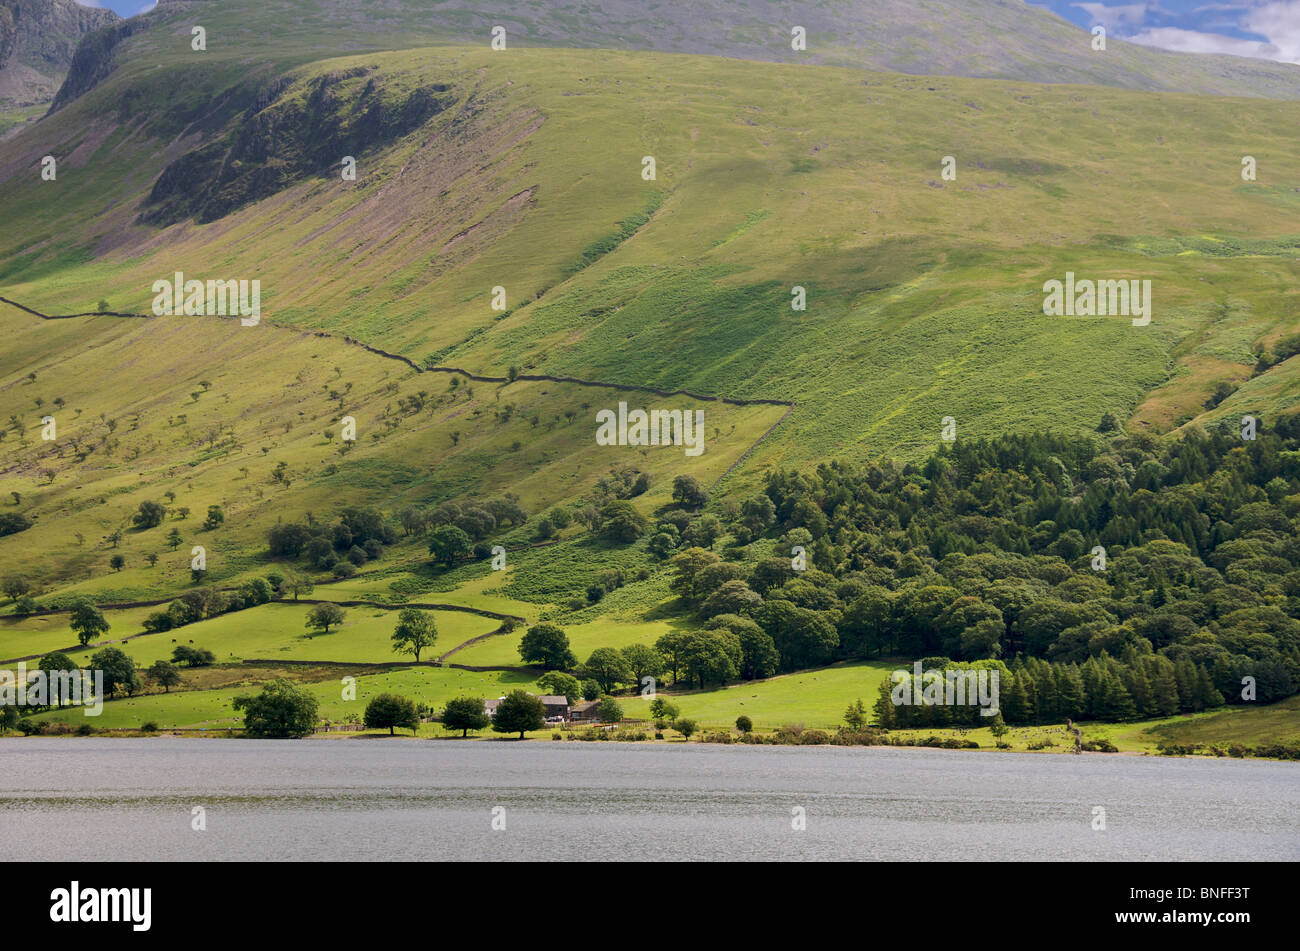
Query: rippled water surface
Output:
[[3, 739, 1296, 860]]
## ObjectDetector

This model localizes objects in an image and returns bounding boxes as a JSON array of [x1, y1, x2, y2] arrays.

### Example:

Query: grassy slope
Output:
[[0, 304, 780, 588], [4, 49, 1299, 490], [1109, 694, 1300, 749], [1, 11, 1298, 746]]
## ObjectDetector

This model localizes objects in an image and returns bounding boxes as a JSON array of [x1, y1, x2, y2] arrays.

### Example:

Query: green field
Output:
[[0, 606, 158, 663], [621, 660, 898, 730], [24, 654, 1298, 756], [29, 664, 541, 731], [1109, 694, 1300, 750], [1, 600, 501, 667]]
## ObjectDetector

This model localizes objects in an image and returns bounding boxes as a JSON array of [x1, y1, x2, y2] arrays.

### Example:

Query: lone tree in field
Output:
[[391, 608, 437, 662], [2, 576, 30, 602], [364, 693, 420, 735], [167, 527, 183, 550], [203, 505, 225, 530], [172, 645, 216, 667], [442, 696, 491, 737], [989, 713, 1009, 748], [147, 660, 182, 694], [233, 679, 319, 738], [491, 690, 545, 739], [518, 622, 576, 670], [89, 646, 139, 698], [671, 474, 708, 510], [649, 696, 680, 721], [428, 524, 472, 568], [584, 647, 631, 693], [286, 571, 314, 601], [69, 600, 110, 647], [132, 500, 166, 529], [305, 603, 345, 636], [673, 718, 697, 740], [843, 698, 868, 731], [597, 695, 623, 724], [109, 554, 126, 572]]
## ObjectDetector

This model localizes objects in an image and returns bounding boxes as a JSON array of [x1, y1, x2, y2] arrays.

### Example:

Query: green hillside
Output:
[[0, 306, 781, 587], [1, 0, 1298, 749], [5, 45, 1300, 474]]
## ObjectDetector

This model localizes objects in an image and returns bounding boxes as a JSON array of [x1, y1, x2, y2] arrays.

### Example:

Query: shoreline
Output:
[[4, 731, 1297, 761]]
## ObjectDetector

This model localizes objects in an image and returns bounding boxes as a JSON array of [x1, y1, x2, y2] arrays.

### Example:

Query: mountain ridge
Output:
[[44, 0, 1300, 116]]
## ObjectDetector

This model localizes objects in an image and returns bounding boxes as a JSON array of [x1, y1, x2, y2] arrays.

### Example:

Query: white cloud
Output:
[[1240, 1, 1300, 63], [1072, 2, 1153, 28], [1127, 25, 1300, 62], [1078, 0, 1300, 65]]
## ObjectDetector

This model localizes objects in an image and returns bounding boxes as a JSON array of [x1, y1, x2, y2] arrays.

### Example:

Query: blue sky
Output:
[[77, 0, 155, 16], [77, 1, 1300, 65], [1028, 1, 1299, 62]]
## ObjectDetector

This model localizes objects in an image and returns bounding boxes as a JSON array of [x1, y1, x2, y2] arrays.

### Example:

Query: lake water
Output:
[[3, 739, 1296, 861]]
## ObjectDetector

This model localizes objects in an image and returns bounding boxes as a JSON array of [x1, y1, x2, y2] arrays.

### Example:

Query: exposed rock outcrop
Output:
[[0, 0, 117, 109], [46, 16, 136, 114], [142, 69, 454, 225]]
